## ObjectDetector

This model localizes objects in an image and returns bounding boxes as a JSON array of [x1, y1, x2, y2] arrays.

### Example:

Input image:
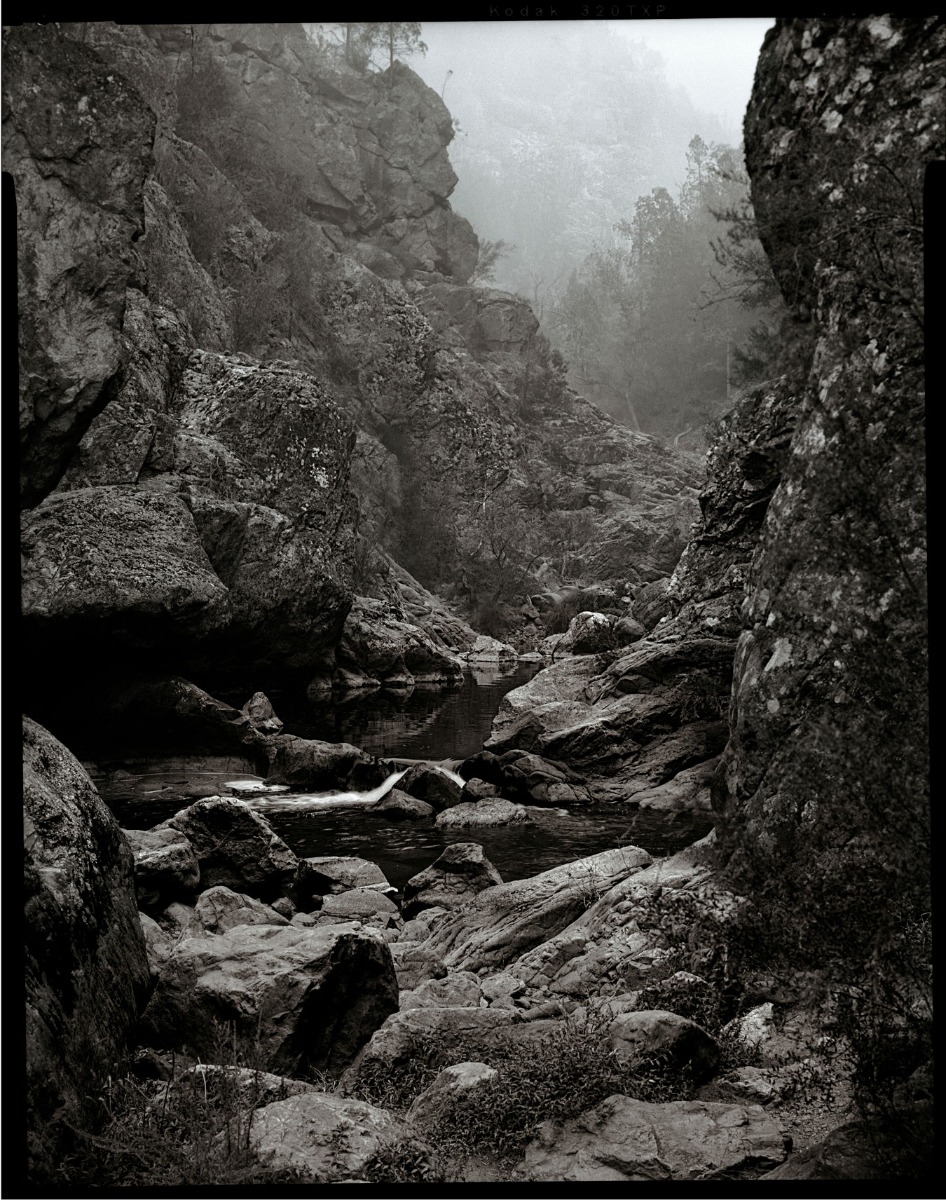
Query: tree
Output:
[[548, 138, 787, 437], [470, 239, 514, 285]]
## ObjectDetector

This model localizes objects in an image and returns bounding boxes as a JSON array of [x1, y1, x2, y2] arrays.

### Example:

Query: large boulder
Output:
[[21, 488, 232, 652], [165, 798, 298, 901], [241, 691, 284, 734], [24, 717, 150, 1177], [264, 735, 393, 793], [369, 788, 435, 822], [335, 596, 463, 687], [316, 889, 401, 932], [512, 836, 732, 1000], [246, 1091, 432, 1182], [434, 799, 528, 828], [713, 16, 934, 963], [140, 923, 398, 1075], [401, 843, 503, 920], [417, 846, 652, 973], [125, 824, 202, 911], [608, 1010, 720, 1084], [558, 611, 614, 655], [193, 885, 289, 935], [295, 856, 393, 901], [396, 763, 463, 812], [516, 1094, 788, 1181]]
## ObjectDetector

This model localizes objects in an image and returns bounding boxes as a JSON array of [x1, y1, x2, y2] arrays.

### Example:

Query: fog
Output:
[[416, 19, 774, 140]]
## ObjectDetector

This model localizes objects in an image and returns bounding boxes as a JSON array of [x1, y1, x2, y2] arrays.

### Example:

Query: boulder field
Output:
[[24, 713, 877, 1183]]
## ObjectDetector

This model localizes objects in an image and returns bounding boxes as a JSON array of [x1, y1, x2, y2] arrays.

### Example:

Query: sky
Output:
[[614, 18, 775, 132], [419, 18, 775, 139]]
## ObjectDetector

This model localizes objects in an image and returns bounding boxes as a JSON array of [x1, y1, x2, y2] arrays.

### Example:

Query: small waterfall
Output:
[[235, 768, 409, 813]]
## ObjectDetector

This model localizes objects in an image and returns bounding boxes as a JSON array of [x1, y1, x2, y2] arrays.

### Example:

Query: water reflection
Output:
[[262, 663, 540, 760]]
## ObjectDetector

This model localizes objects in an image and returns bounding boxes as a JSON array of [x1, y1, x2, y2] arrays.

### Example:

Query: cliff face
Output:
[[6, 27, 155, 506], [712, 17, 935, 952], [11, 22, 701, 704]]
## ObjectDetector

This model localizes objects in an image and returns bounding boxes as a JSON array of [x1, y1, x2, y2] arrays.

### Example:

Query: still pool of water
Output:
[[100, 664, 713, 889], [258, 803, 711, 891], [230, 662, 542, 760]]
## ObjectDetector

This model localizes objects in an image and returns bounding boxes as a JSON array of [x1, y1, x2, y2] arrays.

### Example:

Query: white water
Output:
[[233, 768, 409, 813], [230, 762, 468, 814]]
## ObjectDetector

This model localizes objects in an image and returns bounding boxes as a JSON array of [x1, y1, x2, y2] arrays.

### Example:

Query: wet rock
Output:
[[246, 1091, 432, 1182], [264, 736, 392, 793], [140, 923, 398, 1076], [124, 824, 201, 910], [241, 691, 283, 734], [336, 597, 463, 687], [396, 764, 463, 811], [494, 750, 591, 807], [516, 1094, 787, 1181], [465, 633, 519, 662], [407, 1062, 498, 1125], [166, 798, 297, 902], [460, 777, 500, 802], [609, 1010, 720, 1084], [193, 885, 289, 935], [369, 788, 435, 822], [402, 843, 504, 920], [24, 718, 149, 1175], [435, 799, 528, 828], [93, 675, 267, 762]]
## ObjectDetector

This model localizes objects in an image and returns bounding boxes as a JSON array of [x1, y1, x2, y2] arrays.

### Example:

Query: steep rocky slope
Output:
[[472, 15, 934, 1173], [13, 21, 701, 732], [14, 17, 936, 1185]]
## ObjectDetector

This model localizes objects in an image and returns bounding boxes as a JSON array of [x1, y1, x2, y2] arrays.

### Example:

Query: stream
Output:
[[98, 664, 712, 890]]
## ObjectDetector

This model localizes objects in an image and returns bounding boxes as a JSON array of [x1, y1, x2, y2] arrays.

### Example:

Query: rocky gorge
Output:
[[13, 18, 935, 1187]]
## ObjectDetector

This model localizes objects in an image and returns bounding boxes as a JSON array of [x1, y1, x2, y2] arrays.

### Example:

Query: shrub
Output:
[[349, 1011, 694, 1168], [53, 1030, 306, 1188]]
